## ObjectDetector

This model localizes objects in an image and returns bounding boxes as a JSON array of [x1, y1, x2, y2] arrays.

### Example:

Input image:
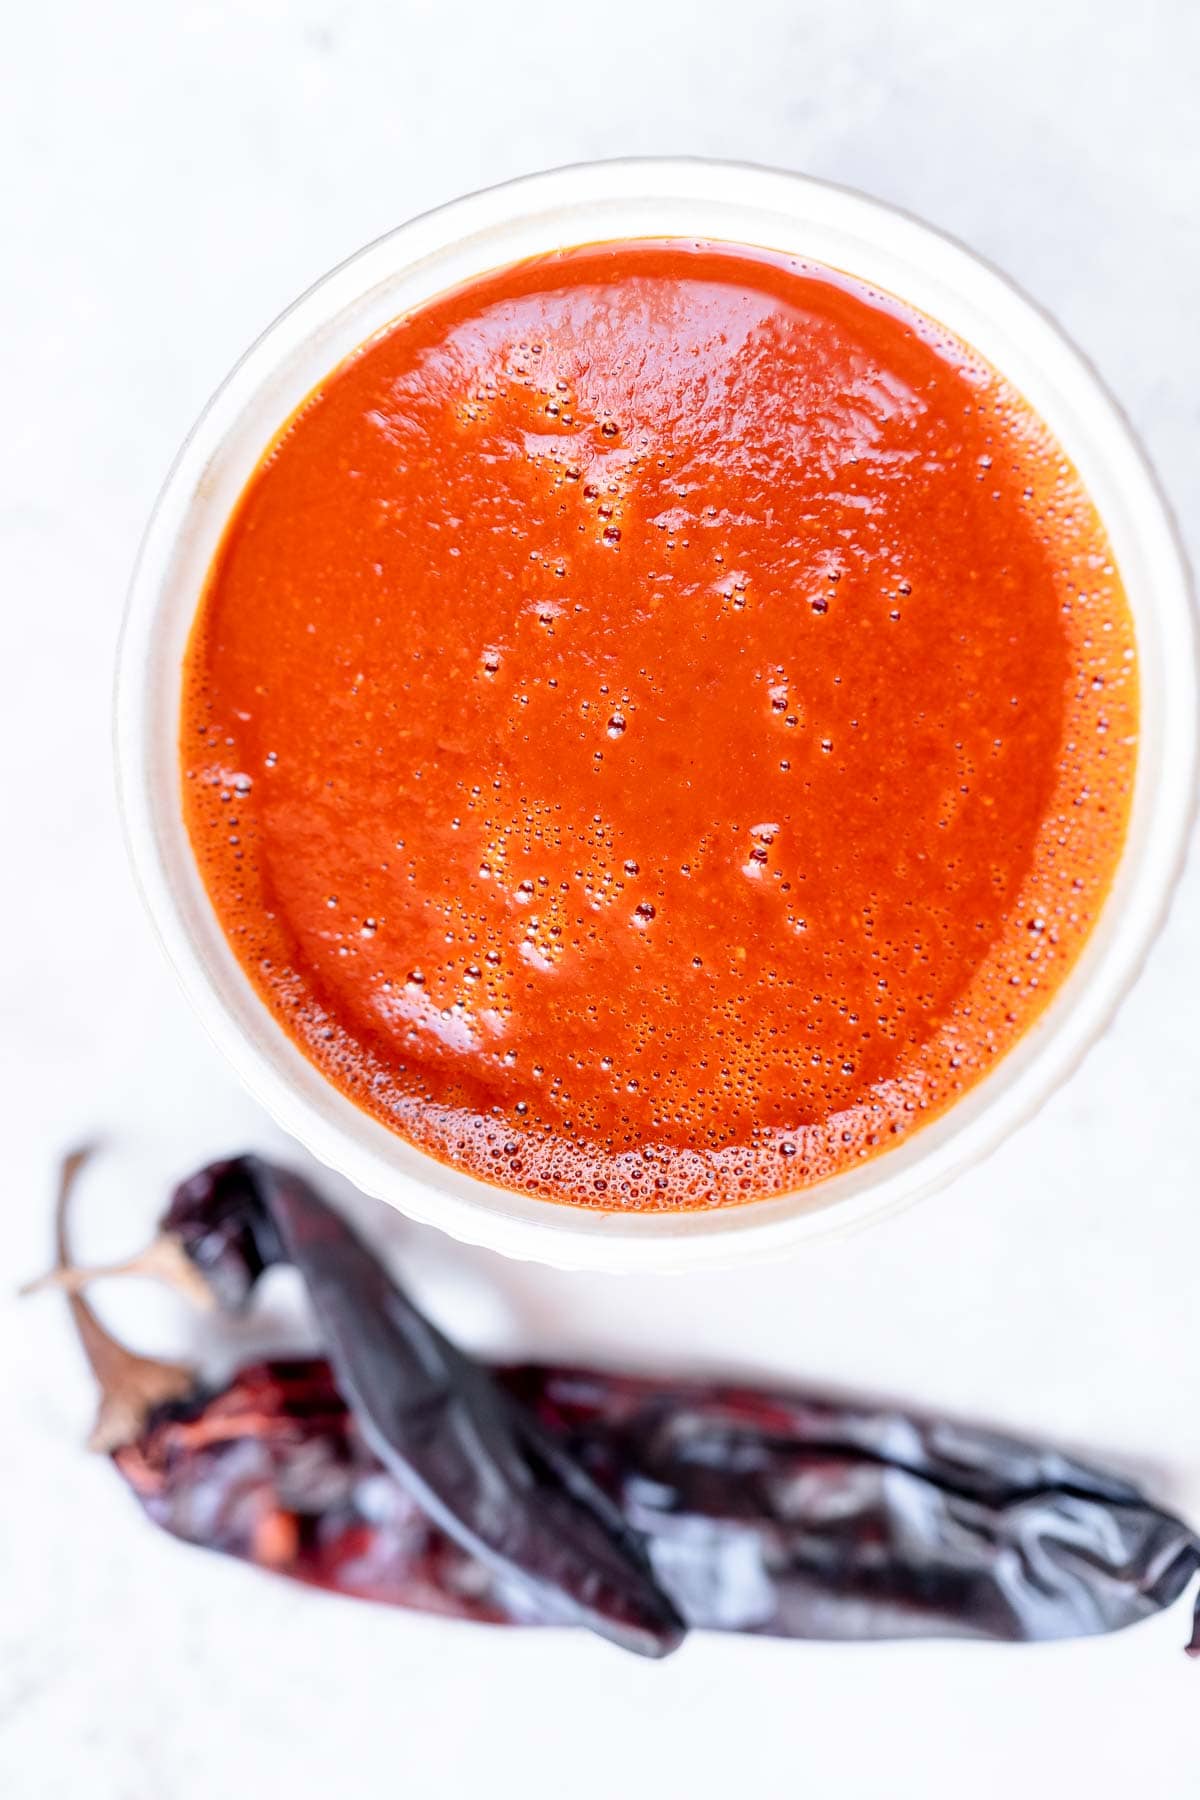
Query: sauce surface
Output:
[[182, 240, 1137, 1208]]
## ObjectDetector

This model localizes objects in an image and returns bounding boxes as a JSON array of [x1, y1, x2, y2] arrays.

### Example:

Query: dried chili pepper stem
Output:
[[22, 1226, 214, 1311], [49, 1148, 197, 1453]]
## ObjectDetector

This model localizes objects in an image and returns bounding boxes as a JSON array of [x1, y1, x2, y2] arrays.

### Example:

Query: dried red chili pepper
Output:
[[107, 1353, 1200, 1647], [115, 1359, 508, 1622], [41, 1152, 1200, 1652], [73, 1153, 685, 1657], [510, 1364, 1200, 1643]]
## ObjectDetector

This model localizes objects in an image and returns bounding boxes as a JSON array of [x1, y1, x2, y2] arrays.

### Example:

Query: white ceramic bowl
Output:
[[116, 158, 1197, 1271]]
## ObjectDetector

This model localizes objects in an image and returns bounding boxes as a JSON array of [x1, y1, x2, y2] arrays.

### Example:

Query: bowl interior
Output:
[[116, 160, 1196, 1269]]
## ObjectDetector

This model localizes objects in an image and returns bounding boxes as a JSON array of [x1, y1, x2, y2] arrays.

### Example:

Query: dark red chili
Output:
[[110, 1352, 1200, 1647], [40, 1152, 1200, 1655], [160, 1156, 685, 1657]]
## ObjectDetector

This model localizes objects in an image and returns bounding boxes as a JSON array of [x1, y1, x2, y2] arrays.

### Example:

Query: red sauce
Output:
[[182, 240, 1137, 1208]]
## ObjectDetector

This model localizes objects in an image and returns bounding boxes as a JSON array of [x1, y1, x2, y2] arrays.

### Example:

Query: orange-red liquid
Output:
[[182, 241, 1137, 1208]]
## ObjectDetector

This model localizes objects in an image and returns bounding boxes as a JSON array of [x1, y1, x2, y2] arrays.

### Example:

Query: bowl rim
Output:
[[115, 155, 1198, 1271]]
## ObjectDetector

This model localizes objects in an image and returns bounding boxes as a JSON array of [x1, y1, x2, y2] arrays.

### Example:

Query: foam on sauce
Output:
[[182, 240, 1137, 1208]]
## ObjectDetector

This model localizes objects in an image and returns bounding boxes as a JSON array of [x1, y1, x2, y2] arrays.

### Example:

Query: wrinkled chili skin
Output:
[[509, 1366, 1200, 1642], [115, 1362, 512, 1622], [115, 1356, 1200, 1647], [140, 1158, 1200, 1648], [158, 1157, 685, 1656]]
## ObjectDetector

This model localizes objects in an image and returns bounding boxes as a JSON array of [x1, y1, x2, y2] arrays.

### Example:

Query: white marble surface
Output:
[[4, 2, 1200, 1793]]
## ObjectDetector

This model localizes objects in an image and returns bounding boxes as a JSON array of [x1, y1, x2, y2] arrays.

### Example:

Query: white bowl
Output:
[[116, 158, 1197, 1271]]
